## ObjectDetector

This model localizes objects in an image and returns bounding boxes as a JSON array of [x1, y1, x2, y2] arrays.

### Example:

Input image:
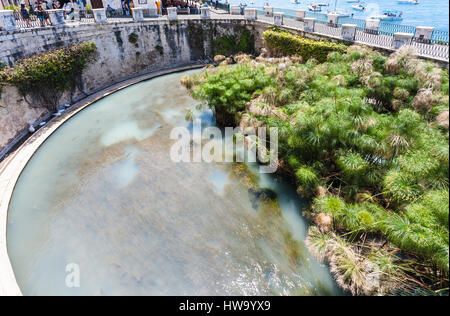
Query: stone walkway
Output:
[[6, 12, 448, 62]]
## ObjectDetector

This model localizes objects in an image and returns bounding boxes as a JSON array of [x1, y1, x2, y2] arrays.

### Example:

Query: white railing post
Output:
[[47, 9, 66, 26], [0, 10, 17, 31], [167, 7, 178, 21], [296, 9, 306, 21], [92, 8, 107, 24], [147, 7, 159, 17], [131, 8, 145, 22], [264, 6, 273, 17], [342, 24, 357, 41], [393, 32, 414, 49], [415, 26, 434, 44], [201, 7, 210, 19], [274, 12, 284, 26], [244, 8, 257, 21], [230, 5, 240, 15], [365, 18, 380, 35], [304, 17, 315, 32], [327, 13, 339, 27]]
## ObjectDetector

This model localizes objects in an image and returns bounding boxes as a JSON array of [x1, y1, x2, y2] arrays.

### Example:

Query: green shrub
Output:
[[128, 33, 139, 46], [295, 165, 319, 192], [262, 29, 348, 63], [191, 64, 273, 124], [184, 45, 449, 279], [0, 41, 97, 111]]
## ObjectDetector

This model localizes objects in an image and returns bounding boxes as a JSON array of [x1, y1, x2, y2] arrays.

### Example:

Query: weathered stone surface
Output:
[[0, 88, 47, 150]]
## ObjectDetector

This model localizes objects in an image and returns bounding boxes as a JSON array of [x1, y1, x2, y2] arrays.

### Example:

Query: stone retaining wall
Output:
[[0, 18, 264, 155]]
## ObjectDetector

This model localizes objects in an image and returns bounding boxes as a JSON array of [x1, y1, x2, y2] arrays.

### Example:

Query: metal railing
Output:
[[105, 8, 132, 19], [431, 29, 450, 45], [378, 22, 416, 37], [6, 5, 450, 58], [13, 11, 41, 28], [249, 6, 449, 45], [337, 17, 365, 31]]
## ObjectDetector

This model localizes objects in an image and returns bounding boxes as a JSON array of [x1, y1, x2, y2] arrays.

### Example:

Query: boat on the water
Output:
[[308, 4, 322, 11], [351, 4, 365, 11], [317, 2, 329, 6], [371, 10, 404, 21], [327, 8, 351, 17], [347, 0, 360, 3], [397, 0, 419, 4]]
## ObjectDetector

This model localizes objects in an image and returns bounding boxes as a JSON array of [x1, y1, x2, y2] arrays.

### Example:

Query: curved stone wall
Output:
[[0, 18, 264, 155]]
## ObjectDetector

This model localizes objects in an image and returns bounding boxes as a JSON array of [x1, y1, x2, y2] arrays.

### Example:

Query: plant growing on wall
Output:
[[0, 41, 97, 111], [128, 33, 139, 48], [213, 29, 255, 56]]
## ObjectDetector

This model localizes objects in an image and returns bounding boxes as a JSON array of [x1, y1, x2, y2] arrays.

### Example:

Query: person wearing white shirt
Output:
[[64, 1, 75, 20]]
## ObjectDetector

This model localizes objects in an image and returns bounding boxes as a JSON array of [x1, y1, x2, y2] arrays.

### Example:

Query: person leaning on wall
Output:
[[20, 3, 32, 28]]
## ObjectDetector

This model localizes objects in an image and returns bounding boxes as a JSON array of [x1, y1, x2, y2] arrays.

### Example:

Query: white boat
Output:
[[327, 8, 351, 17], [397, 0, 419, 4], [351, 4, 365, 11], [308, 4, 322, 11], [371, 10, 404, 21]]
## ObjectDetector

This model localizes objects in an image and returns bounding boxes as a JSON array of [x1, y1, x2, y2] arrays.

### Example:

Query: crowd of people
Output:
[[18, 0, 90, 27], [15, 0, 222, 28]]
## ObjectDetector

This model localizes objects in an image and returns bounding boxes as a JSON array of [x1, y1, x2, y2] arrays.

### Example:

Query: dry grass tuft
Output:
[[234, 53, 252, 65], [213, 55, 226, 63], [385, 46, 418, 74], [393, 87, 410, 100], [413, 88, 435, 113], [315, 213, 333, 233], [180, 75, 194, 90], [436, 110, 449, 130]]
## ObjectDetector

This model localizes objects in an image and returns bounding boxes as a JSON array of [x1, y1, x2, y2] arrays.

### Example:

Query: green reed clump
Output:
[[190, 64, 274, 125], [182, 44, 449, 281]]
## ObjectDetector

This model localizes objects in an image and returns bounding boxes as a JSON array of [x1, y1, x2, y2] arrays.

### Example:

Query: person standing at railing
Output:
[[64, 0, 75, 20], [74, 0, 82, 20], [20, 3, 32, 27], [36, 4, 51, 26], [29, 3, 36, 16], [76, 0, 86, 19]]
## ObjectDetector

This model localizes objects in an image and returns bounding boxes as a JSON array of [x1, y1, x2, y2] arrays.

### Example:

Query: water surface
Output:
[[7, 70, 341, 296]]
